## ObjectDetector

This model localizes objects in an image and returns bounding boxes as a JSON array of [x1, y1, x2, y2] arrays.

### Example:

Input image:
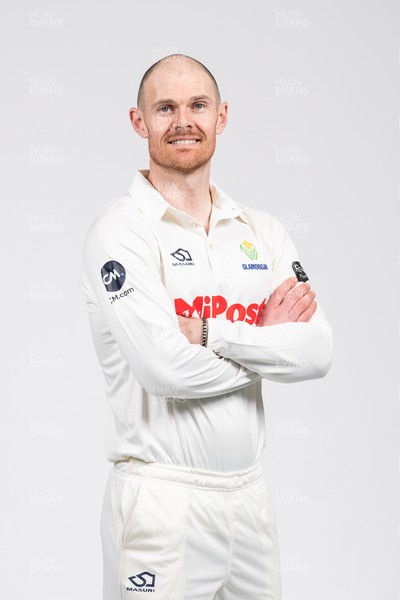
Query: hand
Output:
[[177, 315, 203, 345], [257, 276, 317, 327]]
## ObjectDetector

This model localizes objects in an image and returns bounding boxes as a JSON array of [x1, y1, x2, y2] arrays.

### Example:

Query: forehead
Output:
[[145, 63, 214, 103]]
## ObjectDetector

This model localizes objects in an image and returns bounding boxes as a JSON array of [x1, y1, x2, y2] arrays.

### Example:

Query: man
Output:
[[79, 53, 333, 600]]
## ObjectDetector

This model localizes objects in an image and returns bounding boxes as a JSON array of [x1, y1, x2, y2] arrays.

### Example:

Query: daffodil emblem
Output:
[[240, 240, 258, 261]]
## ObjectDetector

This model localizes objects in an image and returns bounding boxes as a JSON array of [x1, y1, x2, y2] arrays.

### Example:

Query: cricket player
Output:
[[79, 53, 333, 600]]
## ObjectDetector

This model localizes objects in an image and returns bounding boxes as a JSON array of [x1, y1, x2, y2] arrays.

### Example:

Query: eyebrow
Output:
[[151, 95, 212, 109]]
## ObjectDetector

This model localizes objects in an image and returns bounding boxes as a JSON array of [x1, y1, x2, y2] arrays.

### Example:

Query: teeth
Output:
[[170, 140, 199, 145]]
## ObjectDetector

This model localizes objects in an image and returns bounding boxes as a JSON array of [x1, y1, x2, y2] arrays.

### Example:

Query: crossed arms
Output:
[[178, 275, 317, 343], [79, 209, 333, 400]]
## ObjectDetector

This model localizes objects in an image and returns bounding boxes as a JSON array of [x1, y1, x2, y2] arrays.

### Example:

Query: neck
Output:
[[144, 160, 213, 233]]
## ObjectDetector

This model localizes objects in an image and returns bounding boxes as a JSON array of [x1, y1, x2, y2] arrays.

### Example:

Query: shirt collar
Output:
[[128, 169, 249, 225]]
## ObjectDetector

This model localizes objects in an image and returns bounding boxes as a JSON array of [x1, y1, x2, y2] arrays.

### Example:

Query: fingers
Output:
[[268, 276, 298, 308], [284, 281, 311, 309], [296, 299, 317, 322], [287, 287, 316, 321], [285, 281, 311, 302], [289, 291, 316, 321]]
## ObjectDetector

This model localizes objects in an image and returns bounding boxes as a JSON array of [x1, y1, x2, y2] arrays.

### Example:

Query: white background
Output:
[[1, 0, 399, 598]]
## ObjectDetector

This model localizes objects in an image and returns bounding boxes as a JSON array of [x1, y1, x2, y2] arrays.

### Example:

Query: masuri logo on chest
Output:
[[175, 295, 267, 325]]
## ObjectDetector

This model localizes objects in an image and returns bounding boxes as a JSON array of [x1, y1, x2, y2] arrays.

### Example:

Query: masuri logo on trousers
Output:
[[127, 570, 156, 592]]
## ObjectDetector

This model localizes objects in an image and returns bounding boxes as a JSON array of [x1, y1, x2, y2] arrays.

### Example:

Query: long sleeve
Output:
[[205, 212, 333, 383], [79, 204, 262, 399]]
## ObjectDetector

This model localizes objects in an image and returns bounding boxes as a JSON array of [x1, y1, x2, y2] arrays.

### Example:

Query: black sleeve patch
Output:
[[101, 260, 126, 291], [292, 261, 309, 282]]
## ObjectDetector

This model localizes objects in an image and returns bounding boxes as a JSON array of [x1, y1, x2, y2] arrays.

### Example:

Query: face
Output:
[[131, 61, 228, 175]]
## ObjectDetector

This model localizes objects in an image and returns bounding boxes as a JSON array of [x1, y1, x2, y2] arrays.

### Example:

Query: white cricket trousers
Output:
[[100, 457, 282, 600]]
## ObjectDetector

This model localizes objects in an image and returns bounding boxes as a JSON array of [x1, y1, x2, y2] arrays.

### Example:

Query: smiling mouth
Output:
[[168, 139, 201, 145]]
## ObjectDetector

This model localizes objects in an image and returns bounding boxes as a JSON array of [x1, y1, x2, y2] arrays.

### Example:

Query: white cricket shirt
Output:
[[79, 169, 333, 471]]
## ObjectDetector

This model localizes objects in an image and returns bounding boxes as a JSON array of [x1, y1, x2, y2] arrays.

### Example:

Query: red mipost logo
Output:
[[175, 295, 267, 324]]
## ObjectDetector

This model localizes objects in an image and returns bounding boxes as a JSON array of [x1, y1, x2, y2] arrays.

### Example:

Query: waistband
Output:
[[113, 457, 263, 491]]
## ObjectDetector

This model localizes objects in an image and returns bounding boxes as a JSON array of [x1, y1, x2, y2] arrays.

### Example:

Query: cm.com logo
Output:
[[175, 295, 267, 324], [101, 260, 126, 292]]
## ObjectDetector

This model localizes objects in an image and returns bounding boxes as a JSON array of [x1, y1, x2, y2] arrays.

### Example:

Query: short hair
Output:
[[137, 54, 221, 109]]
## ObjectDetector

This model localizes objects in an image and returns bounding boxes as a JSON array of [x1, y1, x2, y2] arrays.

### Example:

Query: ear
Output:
[[216, 101, 228, 135], [129, 107, 149, 139]]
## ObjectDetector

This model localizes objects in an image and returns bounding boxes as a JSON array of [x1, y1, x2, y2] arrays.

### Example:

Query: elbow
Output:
[[140, 359, 198, 400], [274, 355, 332, 384], [141, 369, 187, 400], [305, 322, 333, 381], [271, 323, 333, 383], [311, 353, 332, 380], [135, 340, 211, 400], [319, 322, 333, 377]]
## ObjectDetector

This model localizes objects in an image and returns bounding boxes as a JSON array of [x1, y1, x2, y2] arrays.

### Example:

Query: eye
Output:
[[158, 106, 172, 113], [194, 102, 206, 109]]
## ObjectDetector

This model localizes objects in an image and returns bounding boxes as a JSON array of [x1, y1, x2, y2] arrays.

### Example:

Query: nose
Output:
[[172, 106, 192, 131], [174, 123, 191, 135]]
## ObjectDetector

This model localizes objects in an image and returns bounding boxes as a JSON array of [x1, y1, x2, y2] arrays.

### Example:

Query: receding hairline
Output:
[[136, 54, 221, 110]]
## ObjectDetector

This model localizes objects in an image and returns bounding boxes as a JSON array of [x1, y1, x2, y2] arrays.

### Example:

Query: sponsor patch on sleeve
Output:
[[292, 261, 309, 282], [101, 260, 126, 291]]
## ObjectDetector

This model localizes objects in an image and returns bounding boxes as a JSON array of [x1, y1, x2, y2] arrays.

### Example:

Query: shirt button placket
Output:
[[207, 239, 216, 270]]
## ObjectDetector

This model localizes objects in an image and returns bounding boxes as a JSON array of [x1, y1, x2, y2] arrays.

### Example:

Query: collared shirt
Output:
[[79, 169, 332, 471]]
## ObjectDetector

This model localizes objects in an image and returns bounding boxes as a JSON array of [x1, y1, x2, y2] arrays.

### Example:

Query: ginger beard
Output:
[[146, 121, 218, 175]]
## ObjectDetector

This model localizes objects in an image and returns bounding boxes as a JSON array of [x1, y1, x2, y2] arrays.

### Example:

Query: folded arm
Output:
[[179, 214, 333, 384], [79, 210, 261, 399]]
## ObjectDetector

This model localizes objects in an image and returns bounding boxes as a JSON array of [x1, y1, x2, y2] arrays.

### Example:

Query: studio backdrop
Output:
[[1, 1, 399, 599]]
